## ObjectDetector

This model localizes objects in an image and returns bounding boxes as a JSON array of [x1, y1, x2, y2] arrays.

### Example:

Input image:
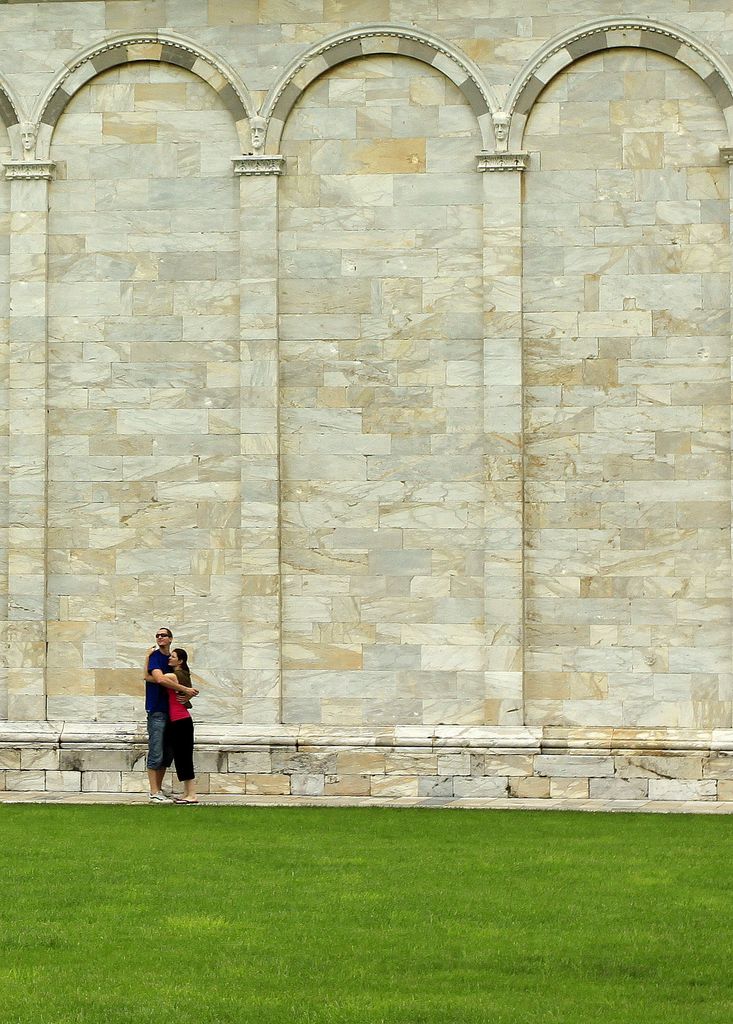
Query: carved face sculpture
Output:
[[20, 124, 36, 154], [493, 114, 509, 143], [250, 117, 266, 152]]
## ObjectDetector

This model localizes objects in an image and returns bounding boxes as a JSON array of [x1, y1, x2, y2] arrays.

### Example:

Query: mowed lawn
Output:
[[1, 806, 732, 1023]]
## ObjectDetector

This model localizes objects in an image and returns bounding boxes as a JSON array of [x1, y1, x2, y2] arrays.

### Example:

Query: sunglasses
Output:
[[155, 633, 171, 638]]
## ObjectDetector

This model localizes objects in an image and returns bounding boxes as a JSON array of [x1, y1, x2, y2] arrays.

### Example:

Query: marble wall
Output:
[[46, 63, 242, 723], [1, 2, 733, 791], [523, 48, 732, 728], [279, 56, 486, 727], [0, 135, 8, 721]]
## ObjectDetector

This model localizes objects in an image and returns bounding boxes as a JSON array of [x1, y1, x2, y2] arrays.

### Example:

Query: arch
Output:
[[32, 31, 256, 158], [0, 71, 20, 128], [506, 17, 733, 152], [261, 24, 499, 151], [0, 71, 25, 159]]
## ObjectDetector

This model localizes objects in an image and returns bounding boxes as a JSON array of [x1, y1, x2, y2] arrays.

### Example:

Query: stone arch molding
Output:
[[505, 16, 733, 152], [0, 71, 26, 159], [261, 24, 500, 152], [29, 31, 256, 160]]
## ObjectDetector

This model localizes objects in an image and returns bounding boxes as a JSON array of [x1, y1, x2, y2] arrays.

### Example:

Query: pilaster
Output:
[[722, 145, 733, 727], [479, 156, 526, 724], [4, 161, 54, 720], [234, 155, 283, 724]]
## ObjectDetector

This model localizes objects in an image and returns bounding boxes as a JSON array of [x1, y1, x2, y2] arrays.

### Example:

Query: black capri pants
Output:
[[164, 717, 195, 782]]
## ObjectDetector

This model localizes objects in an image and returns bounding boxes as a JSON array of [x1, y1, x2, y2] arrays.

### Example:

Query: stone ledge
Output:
[[2, 722, 733, 754], [2, 791, 733, 815]]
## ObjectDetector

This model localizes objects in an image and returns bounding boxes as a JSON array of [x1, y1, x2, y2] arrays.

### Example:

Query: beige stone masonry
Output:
[[236, 157, 282, 725], [0, 4, 731, 798], [3, 721, 733, 801], [6, 170, 52, 720]]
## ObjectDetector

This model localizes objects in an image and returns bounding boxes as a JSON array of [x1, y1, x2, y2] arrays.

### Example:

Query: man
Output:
[[144, 627, 198, 802]]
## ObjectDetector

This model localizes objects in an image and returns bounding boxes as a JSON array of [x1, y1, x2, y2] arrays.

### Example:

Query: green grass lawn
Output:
[[1, 805, 731, 1023]]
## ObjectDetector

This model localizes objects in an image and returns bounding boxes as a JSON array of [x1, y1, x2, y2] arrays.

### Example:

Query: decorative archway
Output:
[[505, 17, 733, 152], [0, 72, 25, 159], [0, 76, 20, 128], [32, 31, 256, 158], [261, 24, 499, 151]]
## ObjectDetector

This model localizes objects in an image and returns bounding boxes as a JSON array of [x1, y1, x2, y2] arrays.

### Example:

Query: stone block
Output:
[[509, 777, 550, 799], [370, 775, 419, 797], [291, 774, 325, 796], [120, 772, 148, 794], [535, 755, 614, 778], [437, 753, 471, 776], [189, 750, 223, 774], [453, 776, 508, 798], [647, 779, 717, 801], [21, 748, 60, 771], [227, 751, 273, 774], [589, 777, 649, 800], [246, 774, 290, 795], [191, 774, 210, 795], [385, 752, 438, 775], [6, 770, 45, 791], [703, 756, 733, 780], [335, 751, 386, 775], [615, 755, 704, 780], [45, 770, 82, 792], [717, 780, 733, 801], [271, 750, 338, 775], [324, 774, 371, 796], [549, 778, 589, 799], [418, 776, 454, 797], [60, 749, 134, 772], [0, 749, 21, 770], [484, 754, 533, 777], [81, 771, 122, 793], [209, 773, 247, 795]]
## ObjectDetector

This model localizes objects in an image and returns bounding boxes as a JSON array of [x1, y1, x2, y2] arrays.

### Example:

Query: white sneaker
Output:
[[149, 791, 171, 803]]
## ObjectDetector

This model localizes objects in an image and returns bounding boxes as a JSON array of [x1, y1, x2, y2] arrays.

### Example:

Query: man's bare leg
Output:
[[148, 767, 166, 794]]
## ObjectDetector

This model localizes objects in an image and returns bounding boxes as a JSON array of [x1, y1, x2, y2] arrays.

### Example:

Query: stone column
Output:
[[234, 154, 285, 724], [4, 160, 54, 721], [478, 150, 528, 725]]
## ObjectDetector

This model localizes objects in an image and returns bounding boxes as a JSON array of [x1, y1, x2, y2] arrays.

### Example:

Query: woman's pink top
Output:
[[168, 682, 191, 722]]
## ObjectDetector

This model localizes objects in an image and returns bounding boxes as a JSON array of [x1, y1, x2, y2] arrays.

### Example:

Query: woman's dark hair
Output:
[[172, 647, 191, 686]]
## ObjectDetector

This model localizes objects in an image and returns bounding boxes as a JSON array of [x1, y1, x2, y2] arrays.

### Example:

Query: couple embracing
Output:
[[144, 627, 200, 804]]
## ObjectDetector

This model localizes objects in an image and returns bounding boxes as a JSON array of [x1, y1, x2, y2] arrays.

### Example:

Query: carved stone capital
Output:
[[233, 154, 285, 176], [720, 146, 733, 164], [4, 160, 55, 180], [477, 151, 529, 172]]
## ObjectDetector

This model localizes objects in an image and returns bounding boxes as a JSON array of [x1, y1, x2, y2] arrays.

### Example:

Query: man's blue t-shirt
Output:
[[145, 648, 170, 714]]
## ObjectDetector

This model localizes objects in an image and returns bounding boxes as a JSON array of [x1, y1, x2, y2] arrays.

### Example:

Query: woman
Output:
[[152, 648, 198, 804]]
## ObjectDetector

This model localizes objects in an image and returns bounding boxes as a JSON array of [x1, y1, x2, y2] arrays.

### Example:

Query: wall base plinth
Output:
[[2, 724, 732, 802]]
